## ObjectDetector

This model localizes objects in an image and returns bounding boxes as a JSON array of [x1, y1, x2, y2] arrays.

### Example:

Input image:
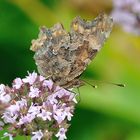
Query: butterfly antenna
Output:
[[105, 81, 125, 87], [84, 80, 125, 88], [82, 80, 98, 88]]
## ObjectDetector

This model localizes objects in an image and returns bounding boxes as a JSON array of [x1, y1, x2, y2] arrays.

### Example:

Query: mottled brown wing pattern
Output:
[[30, 13, 113, 88]]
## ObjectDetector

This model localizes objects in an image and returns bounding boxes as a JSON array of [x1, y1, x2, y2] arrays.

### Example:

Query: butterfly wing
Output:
[[31, 23, 79, 87], [66, 13, 113, 81]]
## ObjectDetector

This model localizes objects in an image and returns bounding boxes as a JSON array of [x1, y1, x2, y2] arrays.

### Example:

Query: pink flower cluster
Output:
[[0, 72, 77, 140], [111, 0, 140, 35]]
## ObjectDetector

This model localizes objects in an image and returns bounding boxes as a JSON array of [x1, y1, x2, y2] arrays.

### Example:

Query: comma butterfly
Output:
[[30, 13, 113, 88]]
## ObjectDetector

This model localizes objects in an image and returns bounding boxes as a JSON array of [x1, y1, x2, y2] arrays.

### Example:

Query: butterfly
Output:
[[30, 13, 113, 89]]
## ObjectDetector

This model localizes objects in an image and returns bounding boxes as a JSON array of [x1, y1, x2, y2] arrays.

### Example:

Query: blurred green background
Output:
[[0, 0, 140, 140]]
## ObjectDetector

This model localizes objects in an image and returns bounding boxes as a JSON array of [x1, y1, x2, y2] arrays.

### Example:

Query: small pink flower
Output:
[[47, 94, 58, 104], [0, 92, 11, 104], [0, 84, 11, 103], [55, 88, 65, 98], [29, 86, 40, 98], [31, 130, 43, 140], [67, 92, 77, 103], [64, 106, 73, 121], [16, 98, 27, 109], [13, 78, 23, 89], [17, 113, 35, 125], [6, 104, 20, 115], [53, 105, 65, 124], [56, 128, 67, 140], [39, 75, 45, 81], [43, 79, 54, 89], [28, 104, 41, 115], [23, 71, 37, 85], [0, 84, 5, 93], [37, 109, 52, 121], [2, 112, 18, 124]]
